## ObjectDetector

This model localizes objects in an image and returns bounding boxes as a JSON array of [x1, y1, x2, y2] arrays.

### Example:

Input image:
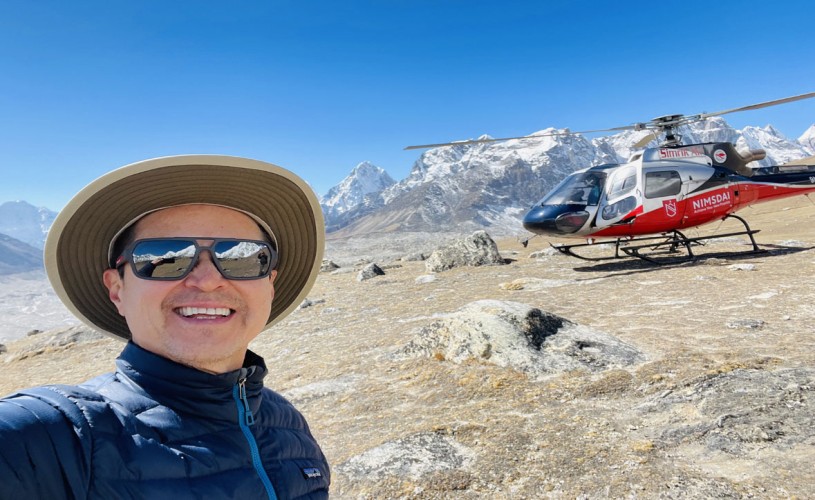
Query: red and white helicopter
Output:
[[407, 92, 815, 263]]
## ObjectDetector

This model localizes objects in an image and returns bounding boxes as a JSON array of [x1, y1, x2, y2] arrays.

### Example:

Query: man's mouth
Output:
[[175, 306, 234, 319]]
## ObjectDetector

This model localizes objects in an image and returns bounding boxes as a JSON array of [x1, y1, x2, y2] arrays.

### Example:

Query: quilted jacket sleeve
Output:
[[0, 388, 92, 500]]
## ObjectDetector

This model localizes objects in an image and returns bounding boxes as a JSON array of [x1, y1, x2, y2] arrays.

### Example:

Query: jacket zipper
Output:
[[233, 378, 278, 500]]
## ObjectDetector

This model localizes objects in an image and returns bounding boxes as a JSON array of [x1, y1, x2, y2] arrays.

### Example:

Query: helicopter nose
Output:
[[522, 206, 553, 233], [522, 204, 589, 235]]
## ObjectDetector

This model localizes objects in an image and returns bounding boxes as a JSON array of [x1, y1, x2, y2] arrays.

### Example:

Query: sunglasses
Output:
[[115, 238, 278, 280]]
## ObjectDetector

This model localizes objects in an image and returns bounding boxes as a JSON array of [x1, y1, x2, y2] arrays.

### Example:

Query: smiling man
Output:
[[104, 204, 279, 374], [0, 156, 330, 499]]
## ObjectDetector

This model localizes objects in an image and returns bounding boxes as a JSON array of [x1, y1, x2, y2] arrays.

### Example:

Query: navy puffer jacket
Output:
[[0, 342, 330, 499]]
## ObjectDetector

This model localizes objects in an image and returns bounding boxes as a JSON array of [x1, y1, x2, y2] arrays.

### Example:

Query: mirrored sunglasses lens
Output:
[[131, 240, 196, 278], [213, 240, 272, 278]]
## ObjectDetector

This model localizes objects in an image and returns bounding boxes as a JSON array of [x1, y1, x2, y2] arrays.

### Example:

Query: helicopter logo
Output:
[[407, 92, 815, 263], [713, 149, 727, 163], [663, 199, 677, 218]]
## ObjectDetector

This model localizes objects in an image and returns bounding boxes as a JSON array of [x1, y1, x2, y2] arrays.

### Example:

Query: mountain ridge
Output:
[[321, 118, 815, 237], [0, 233, 43, 275], [2, 120, 813, 255]]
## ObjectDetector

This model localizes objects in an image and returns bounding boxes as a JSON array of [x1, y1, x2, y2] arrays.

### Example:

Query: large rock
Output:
[[320, 259, 340, 273], [396, 300, 644, 377], [3, 325, 106, 362], [357, 263, 385, 281], [425, 231, 505, 273], [337, 432, 475, 481], [637, 367, 815, 456]]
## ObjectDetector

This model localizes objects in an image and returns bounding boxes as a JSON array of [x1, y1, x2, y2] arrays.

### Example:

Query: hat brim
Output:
[[45, 155, 324, 341]]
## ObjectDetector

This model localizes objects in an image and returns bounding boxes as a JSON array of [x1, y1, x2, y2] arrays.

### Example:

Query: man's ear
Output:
[[268, 270, 278, 301], [102, 269, 126, 316]]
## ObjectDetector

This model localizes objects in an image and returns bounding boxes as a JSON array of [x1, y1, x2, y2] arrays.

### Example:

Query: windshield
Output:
[[539, 171, 607, 206]]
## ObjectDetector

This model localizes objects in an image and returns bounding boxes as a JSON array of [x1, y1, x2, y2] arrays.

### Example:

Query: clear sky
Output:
[[1, 0, 813, 211]]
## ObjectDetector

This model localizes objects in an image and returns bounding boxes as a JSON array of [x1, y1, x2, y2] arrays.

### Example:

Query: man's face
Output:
[[103, 204, 277, 374]]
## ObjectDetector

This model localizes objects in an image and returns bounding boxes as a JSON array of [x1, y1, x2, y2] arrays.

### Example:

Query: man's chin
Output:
[[142, 329, 248, 373], [164, 344, 246, 374]]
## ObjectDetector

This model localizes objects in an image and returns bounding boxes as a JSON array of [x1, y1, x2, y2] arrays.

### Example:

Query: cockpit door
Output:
[[640, 170, 685, 231], [594, 165, 640, 229]]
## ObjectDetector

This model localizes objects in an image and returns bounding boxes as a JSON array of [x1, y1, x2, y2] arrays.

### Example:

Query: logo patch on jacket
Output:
[[301, 467, 322, 480]]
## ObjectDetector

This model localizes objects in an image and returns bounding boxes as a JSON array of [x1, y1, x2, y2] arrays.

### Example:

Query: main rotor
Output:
[[405, 92, 815, 151]]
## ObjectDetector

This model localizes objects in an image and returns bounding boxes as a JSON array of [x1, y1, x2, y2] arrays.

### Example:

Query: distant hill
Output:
[[0, 233, 43, 275], [0, 201, 57, 249]]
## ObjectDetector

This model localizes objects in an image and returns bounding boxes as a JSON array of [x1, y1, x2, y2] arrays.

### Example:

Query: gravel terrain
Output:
[[2, 196, 814, 498]]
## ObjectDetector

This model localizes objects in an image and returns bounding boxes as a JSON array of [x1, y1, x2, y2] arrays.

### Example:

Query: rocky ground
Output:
[[2, 196, 814, 499]]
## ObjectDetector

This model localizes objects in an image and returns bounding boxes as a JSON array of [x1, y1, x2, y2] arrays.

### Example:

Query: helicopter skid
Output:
[[551, 238, 633, 262], [552, 215, 765, 265]]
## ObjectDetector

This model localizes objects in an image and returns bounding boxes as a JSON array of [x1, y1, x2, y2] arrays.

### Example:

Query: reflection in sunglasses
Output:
[[120, 238, 276, 280]]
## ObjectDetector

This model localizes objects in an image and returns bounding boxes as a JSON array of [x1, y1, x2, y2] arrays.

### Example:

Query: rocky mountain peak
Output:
[[320, 161, 396, 232], [321, 162, 395, 211], [798, 124, 815, 153]]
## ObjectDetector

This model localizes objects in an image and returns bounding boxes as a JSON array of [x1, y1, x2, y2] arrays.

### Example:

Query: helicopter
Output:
[[406, 92, 815, 263]]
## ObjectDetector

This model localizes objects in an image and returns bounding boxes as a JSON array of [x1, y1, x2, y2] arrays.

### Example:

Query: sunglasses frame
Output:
[[115, 237, 278, 281]]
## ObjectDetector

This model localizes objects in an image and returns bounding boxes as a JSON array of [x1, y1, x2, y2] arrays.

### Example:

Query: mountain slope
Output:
[[0, 201, 57, 249], [0, 233, 43, 275]]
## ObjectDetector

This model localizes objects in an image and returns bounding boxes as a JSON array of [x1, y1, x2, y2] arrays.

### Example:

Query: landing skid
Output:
[[551, 214, 765, 264]]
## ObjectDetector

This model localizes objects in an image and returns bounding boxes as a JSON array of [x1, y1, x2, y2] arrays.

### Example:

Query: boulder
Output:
[[425, 231, 505, 273], [357, 263, 385, 281], [401, 252, 427, 262], [396, 300, 644, 377], [320, 260, 340, 272], [337, 432, 474, 481], [4, 325, 106, 362], [637, 368, 815, 456]]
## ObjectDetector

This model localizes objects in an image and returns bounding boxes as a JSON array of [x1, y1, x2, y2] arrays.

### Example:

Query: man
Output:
[[0, 155, 330, 499]]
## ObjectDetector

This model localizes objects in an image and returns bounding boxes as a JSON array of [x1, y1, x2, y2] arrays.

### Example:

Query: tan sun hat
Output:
[[44, 155, 325, 341]]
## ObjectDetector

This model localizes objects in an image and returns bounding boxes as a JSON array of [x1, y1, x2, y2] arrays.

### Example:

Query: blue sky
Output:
[[1, 0, 813, 211]]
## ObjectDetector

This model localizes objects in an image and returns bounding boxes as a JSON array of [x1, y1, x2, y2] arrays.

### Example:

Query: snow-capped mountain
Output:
[[3, 119, 811, 250], [0, 201, 57, 249], [798, 125, 815, 153], [324, 118, 815, 236], [320, 161, 395, 232]]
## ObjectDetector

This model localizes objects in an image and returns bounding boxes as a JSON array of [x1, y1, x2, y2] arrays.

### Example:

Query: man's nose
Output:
[[184, 251, 225, 290]]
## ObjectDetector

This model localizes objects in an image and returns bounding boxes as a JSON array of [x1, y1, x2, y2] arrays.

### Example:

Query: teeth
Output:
[[178, 307, 231, 317]]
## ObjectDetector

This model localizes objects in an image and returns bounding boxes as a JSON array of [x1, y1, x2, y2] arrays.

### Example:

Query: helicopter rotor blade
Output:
[[404, 125, 639, 150], [781, 154, 815, 167], [698, 92, 815, 120], [404, 135, 538, 150], [632, 131, 658, 149], [405, 92, 815, 151]]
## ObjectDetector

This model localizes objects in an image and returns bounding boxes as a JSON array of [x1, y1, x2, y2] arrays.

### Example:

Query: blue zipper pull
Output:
[[238, 378, 255, 426], [233, 377, 277, 499]]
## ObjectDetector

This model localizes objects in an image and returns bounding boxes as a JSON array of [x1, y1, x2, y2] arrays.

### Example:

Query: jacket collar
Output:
[[114, 341, 268, 422]]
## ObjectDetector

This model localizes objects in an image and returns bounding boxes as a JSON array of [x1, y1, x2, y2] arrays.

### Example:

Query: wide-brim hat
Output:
[[45, 155, 325, 341]]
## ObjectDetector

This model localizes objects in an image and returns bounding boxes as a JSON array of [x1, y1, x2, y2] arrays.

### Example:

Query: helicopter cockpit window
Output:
[[538, 171, 607, 206], [601, 195, 636, 221], [606, 166, 638, 199], [644, 171, 682, 198]]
